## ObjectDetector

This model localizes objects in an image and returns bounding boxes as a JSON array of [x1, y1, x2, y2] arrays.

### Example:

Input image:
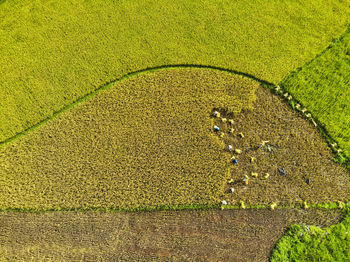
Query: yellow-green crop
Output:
[[0, 0, 349, 142], [282, 26, 350, 160]]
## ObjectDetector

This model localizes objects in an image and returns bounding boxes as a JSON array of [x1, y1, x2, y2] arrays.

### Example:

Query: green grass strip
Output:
[[280, 24, 350, 164], [262, 82, 350, 169], [0, 202, 348, 214]]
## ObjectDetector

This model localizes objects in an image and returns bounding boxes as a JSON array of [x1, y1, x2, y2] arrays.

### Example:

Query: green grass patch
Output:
[[281, 25, 350, 161], [0, 0, 349, 142], [271, 207, 350, 261], [0, 68, 258, 210]]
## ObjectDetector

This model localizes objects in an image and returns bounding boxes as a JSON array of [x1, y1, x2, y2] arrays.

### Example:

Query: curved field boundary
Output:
[[0, 64, 347, 169], [0, 64, 273, 149], [1, 0, 349, 144], [1, 66, 349, 212], [264, 82, 349, 168], [1, 64, 349, 260]]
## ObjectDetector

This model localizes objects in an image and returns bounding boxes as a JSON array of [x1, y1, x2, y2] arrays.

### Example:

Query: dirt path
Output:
[[0, 208, 342, 261]]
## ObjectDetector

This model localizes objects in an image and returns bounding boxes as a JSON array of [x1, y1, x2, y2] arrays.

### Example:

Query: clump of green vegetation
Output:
[[0, 0, 349, 142], [281, 25, 350, 159], [0, 68, 258, 210], [271, 208, 350, 261]]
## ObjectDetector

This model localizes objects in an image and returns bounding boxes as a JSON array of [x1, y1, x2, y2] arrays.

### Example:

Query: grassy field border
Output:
[[0, 203, 348, 214], [262, 82, 349, 168], [1, 64, 347, 167], [264, 25, 350, 168], [280, 25, 350, 81]]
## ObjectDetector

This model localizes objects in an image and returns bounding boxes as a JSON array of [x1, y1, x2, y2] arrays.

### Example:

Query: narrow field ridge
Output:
[[0, 64, 272, 148]]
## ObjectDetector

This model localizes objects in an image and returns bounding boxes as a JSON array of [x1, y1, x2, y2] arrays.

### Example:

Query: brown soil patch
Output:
[[0, 209, 342, 261], [216, 86, 350, 205]]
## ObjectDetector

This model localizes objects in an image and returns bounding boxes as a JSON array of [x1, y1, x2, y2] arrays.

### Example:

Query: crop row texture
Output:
[[281, 26, 350, 160], [0, 68, 258, 209], [0, 0, 349, 142]]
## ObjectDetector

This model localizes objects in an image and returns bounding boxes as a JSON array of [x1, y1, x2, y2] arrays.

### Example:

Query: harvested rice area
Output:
[[0, 68, 258, 209], [1, 68, 349, 210], [217, 86, 350, 206], [0, 209, 343, 262]]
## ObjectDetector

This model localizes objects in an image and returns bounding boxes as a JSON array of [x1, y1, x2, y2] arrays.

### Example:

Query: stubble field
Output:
[[0, 208, 343, 261]]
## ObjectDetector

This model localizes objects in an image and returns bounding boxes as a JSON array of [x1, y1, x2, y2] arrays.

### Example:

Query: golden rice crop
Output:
[[0, 68, 258, 210]]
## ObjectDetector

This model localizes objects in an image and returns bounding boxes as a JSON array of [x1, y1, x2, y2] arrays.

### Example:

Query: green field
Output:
[[271, 207, 350, 261], [281, 25, 350, 161], [0, 0, 349, 142]]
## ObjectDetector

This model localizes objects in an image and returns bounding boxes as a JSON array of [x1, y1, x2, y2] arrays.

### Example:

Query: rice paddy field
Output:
[[0, 68, 259, 209], [0, 0, 350, 261], [282, 25, 350, 162], [1, 0, 349, 143]]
